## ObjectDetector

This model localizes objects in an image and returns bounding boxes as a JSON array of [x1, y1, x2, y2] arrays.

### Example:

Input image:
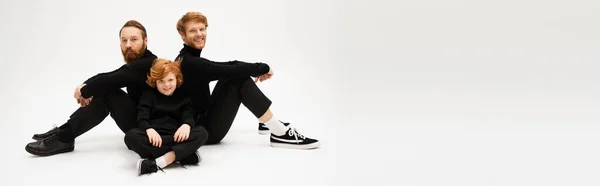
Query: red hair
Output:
[[146, 58, 183, 88], [177, 12, 208, 33]]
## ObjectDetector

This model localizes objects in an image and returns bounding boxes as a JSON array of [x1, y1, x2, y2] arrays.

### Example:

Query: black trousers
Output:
[[57, 89, 137, 141], [123, 127, 208, 160], [202, 77, 272, 144], [56, 77, 271, 144]]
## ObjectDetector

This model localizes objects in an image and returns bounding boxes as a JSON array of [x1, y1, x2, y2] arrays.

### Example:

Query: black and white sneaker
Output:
[[270, 128, 320, 150], [178, 151, 201, 166], [258, 121, 291, 135], [258, 123, 270, 135], [136, 159, 163, 176]]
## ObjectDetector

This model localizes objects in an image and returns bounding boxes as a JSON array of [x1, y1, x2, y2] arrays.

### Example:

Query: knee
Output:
[[104, 89, 128, 98], [193, 126, 208, 136], [86, 95, 109, 107], [190, 127, 209, 143], [124, 128, 143, 144], [92, 89, 124, 104], [125, 128, 142, 136]]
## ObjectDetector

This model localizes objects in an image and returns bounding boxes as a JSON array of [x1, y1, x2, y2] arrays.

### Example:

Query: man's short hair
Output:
[[177, 12, 208, 33], [120, 20, 147, 39]]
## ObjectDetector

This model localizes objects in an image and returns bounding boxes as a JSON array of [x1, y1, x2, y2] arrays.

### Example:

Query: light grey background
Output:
[[1, 0, 599, 186]]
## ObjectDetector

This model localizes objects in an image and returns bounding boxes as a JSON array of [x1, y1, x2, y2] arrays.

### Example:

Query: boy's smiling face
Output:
[[156, 72, 177, 96]]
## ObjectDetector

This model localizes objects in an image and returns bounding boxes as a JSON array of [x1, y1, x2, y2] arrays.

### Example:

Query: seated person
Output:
[[124, 58, 208, 175]]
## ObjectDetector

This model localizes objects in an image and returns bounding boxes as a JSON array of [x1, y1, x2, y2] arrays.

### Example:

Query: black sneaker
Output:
[[258, 123, 270, 135], [137, 159, 164, 176], [178, 151, 201, 166], [258, 121, 291, 135], [270, 128, 320, 150], [32, 125, 61, 141], [25, 135, 75, 156]]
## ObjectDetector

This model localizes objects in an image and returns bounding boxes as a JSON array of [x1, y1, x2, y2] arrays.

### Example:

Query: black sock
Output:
[[58, 123, 70, 130], [57, 127, 75, 143]]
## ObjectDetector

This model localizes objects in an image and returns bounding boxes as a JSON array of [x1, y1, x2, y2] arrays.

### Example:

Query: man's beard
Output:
[[122, 44, 146, 64]]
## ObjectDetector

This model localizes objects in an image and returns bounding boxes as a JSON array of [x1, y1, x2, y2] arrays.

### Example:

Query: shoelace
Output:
[[179, 164, 188, 169], [39, 125, 58, 137], [43, 133, 60, 142], [288, 128, 306, 141], [178, 152, 200, 169], [143, 165, 165, 176], [41, 125, 63, 142]]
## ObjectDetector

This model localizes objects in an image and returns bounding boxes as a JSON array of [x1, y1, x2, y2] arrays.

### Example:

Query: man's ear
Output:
[[178, 31, 185, 41]]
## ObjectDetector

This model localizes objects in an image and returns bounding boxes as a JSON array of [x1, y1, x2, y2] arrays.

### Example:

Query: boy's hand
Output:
[[174, 124, 191, 142], [146, 128, 162, 147]]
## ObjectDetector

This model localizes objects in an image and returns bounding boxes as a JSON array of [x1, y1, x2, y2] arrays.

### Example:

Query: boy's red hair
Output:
[[146, 58, 183, 88]]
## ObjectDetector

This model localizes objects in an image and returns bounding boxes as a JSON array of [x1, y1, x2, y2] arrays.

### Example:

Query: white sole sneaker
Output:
[[195, 151, 202, 163], [270, 141, 320, 150], [136, 159, 144, 175]]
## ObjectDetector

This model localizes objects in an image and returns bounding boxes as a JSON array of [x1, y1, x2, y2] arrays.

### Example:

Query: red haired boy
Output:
[[124, 58, 208, 176]]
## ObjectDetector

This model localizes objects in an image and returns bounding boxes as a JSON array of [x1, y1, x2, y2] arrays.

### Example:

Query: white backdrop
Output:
[[1, 0, 600, 186]]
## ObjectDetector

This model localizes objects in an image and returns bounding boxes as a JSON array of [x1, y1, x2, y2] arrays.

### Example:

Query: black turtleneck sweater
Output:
[[137, 88, 195, 133], [80, 50, 157, 104], [78, 45, 269, 121], [176, 44, 270, 119]]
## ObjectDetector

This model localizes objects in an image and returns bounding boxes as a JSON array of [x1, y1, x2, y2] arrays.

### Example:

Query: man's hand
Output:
[[74, 84, 93, 107], [146, 128, 162, 147], [254, 67, 273, 83], [77, 96, 93, 107], [74, 84, 86, 100], [174, 124, 191, 142]]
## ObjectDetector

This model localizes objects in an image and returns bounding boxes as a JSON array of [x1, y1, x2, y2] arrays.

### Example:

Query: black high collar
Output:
[[180, 44, 203, 57]]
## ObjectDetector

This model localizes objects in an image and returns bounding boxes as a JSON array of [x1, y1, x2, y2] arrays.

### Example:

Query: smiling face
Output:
[[146, 58, 183, 96], [179, 21, 207, 49], [176, 12, 209, 50], [156, 72, 176, 96]]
